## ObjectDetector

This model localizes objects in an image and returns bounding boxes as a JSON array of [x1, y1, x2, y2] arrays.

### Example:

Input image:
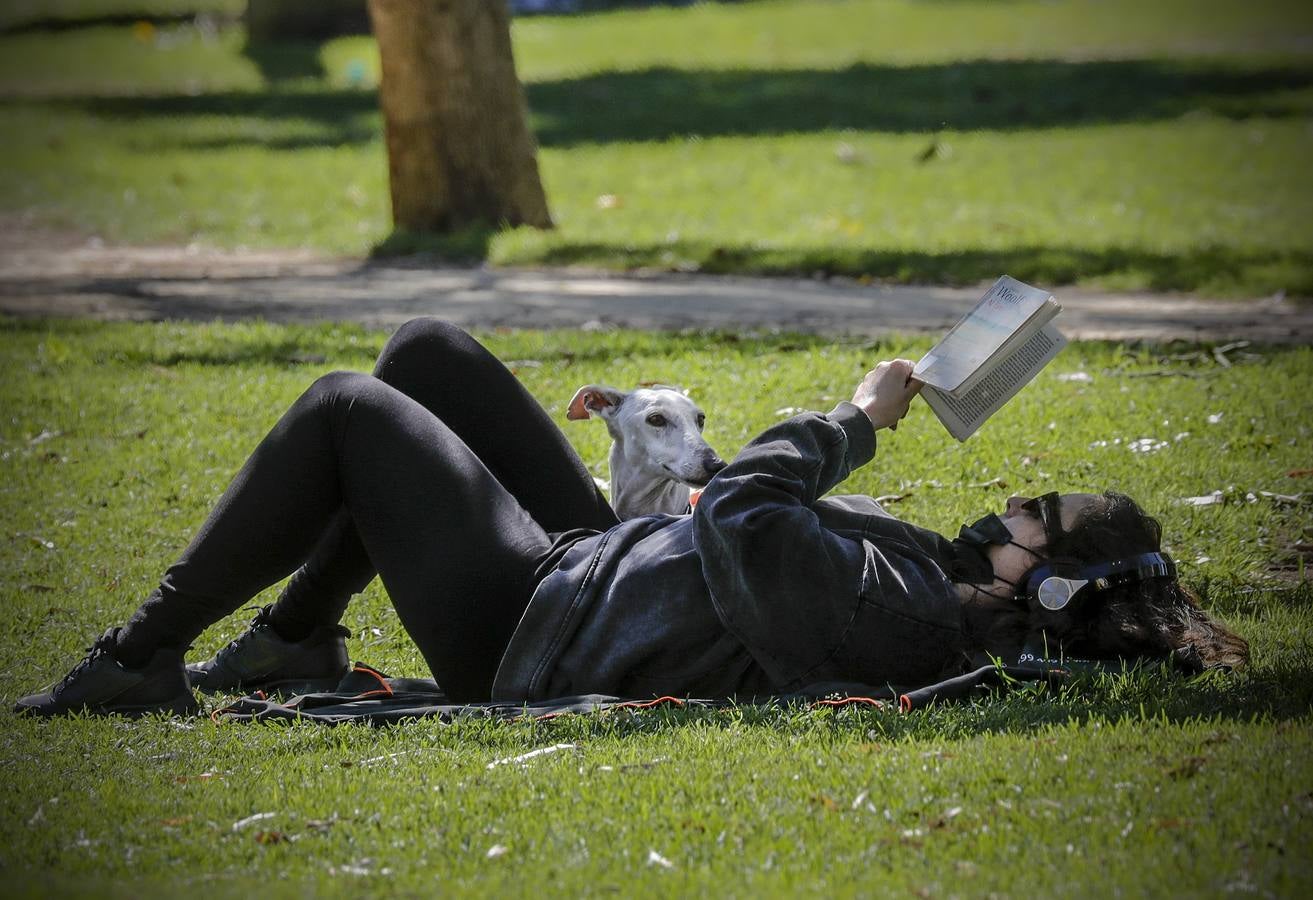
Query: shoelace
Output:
[[216, 606, 270, 660], [53, 640, 109, 696]]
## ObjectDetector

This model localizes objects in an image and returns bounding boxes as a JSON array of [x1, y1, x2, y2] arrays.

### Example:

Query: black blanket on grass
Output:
[[210, 662, 1071, 725]]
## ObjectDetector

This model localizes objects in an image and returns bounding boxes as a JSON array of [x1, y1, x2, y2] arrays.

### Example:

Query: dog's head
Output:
[[568, 384, 725, 487]]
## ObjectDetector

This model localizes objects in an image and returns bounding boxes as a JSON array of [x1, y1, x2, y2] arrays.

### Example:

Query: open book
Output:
[[913, 276, 1066, 441]]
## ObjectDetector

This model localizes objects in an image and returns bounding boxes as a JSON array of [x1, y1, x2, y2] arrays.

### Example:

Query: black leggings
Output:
[[117, 320, 619, 699]]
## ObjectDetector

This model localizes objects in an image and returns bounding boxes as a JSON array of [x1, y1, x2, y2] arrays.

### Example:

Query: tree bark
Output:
[[366, 0, 552, 233]]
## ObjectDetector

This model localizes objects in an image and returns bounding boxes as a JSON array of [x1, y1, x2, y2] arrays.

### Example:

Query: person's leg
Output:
[[115, 372, 554, 699], [266, 318, 617, 639]]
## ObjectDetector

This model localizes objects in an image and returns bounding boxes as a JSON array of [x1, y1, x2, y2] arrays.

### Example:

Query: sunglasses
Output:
[[1020, 492, 1064, 551]]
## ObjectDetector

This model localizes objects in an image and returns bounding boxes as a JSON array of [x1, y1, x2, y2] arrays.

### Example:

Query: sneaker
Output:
[[15, 628, 199, 718], [187, 606, 350, 696]]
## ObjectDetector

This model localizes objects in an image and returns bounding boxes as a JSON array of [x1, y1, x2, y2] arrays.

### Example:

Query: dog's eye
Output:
[[696, 414, 706, 430], [646, 413, 667, 428]]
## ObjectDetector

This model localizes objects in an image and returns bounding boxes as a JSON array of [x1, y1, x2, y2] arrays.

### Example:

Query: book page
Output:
[[913, 276, 1056, 392], [953, 296, 1060, 396], [921, 323, 1067, 441]]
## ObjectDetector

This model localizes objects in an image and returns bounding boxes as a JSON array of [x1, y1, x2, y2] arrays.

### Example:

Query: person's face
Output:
[[984, 492, 1102, 588]]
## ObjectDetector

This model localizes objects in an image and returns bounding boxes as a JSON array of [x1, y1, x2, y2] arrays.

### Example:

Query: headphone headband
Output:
[[1024, 552, 1177, 611]]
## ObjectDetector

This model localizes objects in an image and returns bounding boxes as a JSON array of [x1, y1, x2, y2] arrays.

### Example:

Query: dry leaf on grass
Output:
[[487, 743, 577, 770], [647, 849, 674, 869], [231, 811, 276, 832]]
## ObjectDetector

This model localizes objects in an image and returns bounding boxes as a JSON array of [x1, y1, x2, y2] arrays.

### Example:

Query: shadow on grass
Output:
[[371, 226, 496, 263], [0, 11, 230, 35], [518, 660, 1313, 746], [526, 60, 1313, 145], [0, 315, 386, 367], [241, 40, 326, 84], [529, 241, 1313, 296], [32, 58, 1312, 150]]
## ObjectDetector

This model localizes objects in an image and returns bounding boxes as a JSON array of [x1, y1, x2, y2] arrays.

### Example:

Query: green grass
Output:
[[1, 319, 1311, 895], [1, 0, 1312, 295]]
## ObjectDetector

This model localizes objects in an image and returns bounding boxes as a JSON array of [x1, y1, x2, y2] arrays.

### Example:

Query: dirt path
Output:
[[2, 219, 1309, 342]]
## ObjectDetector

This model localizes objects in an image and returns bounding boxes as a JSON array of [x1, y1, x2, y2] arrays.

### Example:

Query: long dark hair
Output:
[[967, 492, 1249, 671]]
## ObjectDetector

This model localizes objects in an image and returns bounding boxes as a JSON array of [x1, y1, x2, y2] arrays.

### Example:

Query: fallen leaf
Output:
[[647, 849, 674, 869], [1287, 469, 1313, 478], [486, 844, 509, 859], [1152, 817, 1192, 830], [812, 794, 840, 812], [487, 743, 577, 770], [354, 746, 451, 767], [28, 429, 62, 446], [1128, 437, 1169, 454], [255, 830, 289, 845], [596, 756, 669, 773], [160, 816, 192, 827], [929, 806, 963, 829], [915, 138, 951, 163], [1166, 756, 1207, 779], [232, 811, 276, 832], [1180, 491, 1226, 507]]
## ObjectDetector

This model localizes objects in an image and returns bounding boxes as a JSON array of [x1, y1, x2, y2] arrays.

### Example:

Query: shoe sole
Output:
[[16, 696, 200, 718], [190, 675, 345, 697]]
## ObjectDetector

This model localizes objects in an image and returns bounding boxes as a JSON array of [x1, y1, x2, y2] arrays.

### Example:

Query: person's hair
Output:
[[966, 491, 1249, 671]]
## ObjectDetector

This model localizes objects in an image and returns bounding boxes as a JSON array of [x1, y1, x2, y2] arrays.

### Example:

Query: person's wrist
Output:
[[862, 408, 890, 430]]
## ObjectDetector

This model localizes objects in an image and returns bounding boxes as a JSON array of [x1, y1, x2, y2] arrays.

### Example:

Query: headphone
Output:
[[1022, 552, 1178, 612]]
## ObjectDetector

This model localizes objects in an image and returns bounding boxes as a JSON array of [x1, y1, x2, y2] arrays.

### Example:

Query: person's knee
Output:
[[376, 318, 489, 382], [305, 370, 374, 408], [384, 318, 475, 359]]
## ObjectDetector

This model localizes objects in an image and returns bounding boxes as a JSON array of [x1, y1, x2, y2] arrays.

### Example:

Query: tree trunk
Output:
[[366, 0, 552, 233]]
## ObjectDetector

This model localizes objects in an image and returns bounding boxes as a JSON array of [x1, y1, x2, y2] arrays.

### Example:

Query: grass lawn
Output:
[[1, 319, 1311, 895], [1, 0, 1312, 296]]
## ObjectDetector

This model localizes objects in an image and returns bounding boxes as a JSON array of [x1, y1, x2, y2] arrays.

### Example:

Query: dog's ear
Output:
[[567, 385, 624, 420]]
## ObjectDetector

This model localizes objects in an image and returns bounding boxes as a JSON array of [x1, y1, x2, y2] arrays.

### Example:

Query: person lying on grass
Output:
[[17, 319, 1248, 717]]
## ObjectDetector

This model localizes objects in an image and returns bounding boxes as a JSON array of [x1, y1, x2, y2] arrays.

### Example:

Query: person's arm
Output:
[[692, 362, 921, 688]]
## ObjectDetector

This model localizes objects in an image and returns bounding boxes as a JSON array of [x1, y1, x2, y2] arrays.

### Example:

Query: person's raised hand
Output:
[[851, 359, 922, 431]]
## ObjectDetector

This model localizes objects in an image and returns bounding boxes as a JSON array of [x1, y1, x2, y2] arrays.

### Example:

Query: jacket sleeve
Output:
[[691, 402, 880, 688]]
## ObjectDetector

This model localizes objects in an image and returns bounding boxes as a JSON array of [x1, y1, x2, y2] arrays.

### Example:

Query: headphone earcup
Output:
[[1037, 576, 1087, 611], [1026, 557, 1088, 611]]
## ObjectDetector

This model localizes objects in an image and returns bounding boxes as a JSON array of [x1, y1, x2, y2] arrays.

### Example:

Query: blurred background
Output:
[[0, 0, 1310, 298]]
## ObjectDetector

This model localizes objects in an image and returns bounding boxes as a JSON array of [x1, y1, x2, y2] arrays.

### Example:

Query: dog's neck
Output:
[[608, 442, 691, 519]]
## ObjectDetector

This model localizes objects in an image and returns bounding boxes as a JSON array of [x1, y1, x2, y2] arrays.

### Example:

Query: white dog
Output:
[[568, 384, 726, 520]]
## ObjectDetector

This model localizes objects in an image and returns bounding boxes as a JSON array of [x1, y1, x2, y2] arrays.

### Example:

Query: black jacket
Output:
[[492, 403, 967, 700]]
